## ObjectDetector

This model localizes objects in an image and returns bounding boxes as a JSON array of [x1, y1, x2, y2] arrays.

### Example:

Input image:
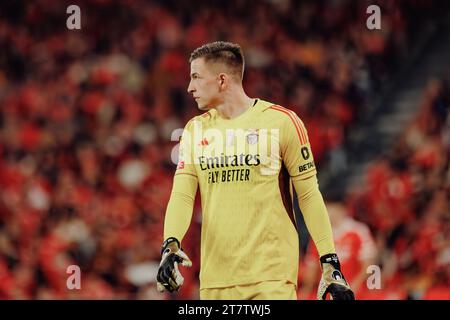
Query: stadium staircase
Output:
[[319, 15, 450, 197]]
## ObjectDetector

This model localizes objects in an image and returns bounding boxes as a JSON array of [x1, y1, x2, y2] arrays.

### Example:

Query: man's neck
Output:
[[214, 89, 255, 120]]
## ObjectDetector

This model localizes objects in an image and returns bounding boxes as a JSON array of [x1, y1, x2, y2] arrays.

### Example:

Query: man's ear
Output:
[[218, 73, 228, 89]]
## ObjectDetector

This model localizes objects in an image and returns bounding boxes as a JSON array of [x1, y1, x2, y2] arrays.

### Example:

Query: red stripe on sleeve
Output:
[[273, 105, 308, 144], [270, 105, 307, 145]]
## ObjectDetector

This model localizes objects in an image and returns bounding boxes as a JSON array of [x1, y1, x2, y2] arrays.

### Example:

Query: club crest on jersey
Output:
[[246, 129, 259, 145]]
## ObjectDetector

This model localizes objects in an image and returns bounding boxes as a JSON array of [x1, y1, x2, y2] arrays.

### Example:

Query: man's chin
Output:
[[197, 103, 210, 111]]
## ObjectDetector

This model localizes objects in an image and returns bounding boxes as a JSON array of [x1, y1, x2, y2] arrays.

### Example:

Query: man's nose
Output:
[[187, 81, 195, 93]]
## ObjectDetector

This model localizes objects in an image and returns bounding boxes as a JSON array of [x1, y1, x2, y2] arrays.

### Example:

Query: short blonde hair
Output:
[[189, 41, 244, 80]]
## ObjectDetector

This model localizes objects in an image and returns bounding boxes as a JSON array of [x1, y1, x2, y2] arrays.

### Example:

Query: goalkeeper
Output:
[[156, 41, 354, 300]]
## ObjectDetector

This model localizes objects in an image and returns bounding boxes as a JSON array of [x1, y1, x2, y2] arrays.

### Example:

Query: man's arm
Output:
[[164, 173, 198, 242], [157, 121, 198, 293], [272, 105, 335, 256], [292, 175, 335, 256], [164, 119, 198, 241], [292, 176, 353, 300], [274, 106, 354, 300]]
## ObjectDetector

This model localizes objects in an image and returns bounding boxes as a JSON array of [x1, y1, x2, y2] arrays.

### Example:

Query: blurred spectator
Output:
[[299, 201, 377, 300]]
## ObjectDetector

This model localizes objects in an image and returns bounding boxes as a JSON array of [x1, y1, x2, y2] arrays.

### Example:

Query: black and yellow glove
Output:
[[317, 253, 355, 300], [156, 237, 192, 293]]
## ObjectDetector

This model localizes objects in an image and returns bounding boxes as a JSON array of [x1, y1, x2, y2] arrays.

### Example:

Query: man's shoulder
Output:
[[257, 99, 302, 123], [185, 110, 215, 128], [254, 98, 280, 112]]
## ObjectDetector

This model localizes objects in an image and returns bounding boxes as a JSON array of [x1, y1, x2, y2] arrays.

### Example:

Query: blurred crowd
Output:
[[299, 72, 450, 300], [342, 73, 450, 299], [0, 0, 448, 299]]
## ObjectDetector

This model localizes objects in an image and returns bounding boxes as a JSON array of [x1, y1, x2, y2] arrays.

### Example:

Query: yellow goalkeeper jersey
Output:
[[172, 99, 320, 289]]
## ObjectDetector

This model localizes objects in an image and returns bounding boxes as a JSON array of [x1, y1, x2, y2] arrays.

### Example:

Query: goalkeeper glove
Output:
[[317, 253, 355, 300], [156, 237, 192, 293]]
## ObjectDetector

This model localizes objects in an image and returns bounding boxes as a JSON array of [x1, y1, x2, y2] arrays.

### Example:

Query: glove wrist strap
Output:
[[161, 237, 180, 255], [320, 253, 341, 270]]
